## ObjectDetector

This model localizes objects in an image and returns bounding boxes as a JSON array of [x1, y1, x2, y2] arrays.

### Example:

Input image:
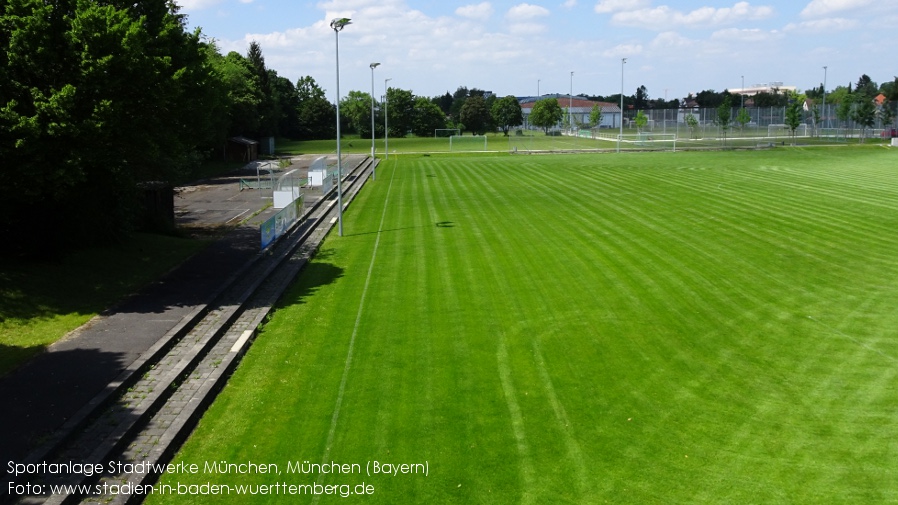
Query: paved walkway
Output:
[[0, 155, 355, 467]]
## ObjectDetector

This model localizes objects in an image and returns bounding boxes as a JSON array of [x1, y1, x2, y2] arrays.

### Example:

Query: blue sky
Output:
[[177, 0, 897, 102]]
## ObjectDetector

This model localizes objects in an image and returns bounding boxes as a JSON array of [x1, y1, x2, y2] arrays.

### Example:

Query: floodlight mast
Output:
[[370, 62, 380, 181], [331, 17, 351, 237], [570, 71, 574, 133], [822, 66, 828, 130], [619, 58, 626, 153], [385, 78, 392, 160]]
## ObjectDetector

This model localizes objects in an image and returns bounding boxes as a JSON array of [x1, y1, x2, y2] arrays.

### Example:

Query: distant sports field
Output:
[[152, 146, 898, 504]]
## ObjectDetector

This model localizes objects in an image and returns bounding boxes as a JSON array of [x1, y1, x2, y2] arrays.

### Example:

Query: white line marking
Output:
[[496, 333, 536, 505], [230, 330, 253, 353], [329, 217, 337, 224], [312, 161, 398, 504]]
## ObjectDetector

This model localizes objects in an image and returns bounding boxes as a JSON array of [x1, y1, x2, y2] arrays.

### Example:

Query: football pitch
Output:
[[152, 146, 898, 503]]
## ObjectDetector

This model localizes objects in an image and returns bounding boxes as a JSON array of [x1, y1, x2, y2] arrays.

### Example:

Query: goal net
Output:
[[768, 124, 808, 138], [620, 132, 677, 151], [449, 135, 487, 152]]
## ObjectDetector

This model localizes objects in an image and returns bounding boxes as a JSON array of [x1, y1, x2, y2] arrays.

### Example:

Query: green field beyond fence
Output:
[[154, 147, 898, 504]]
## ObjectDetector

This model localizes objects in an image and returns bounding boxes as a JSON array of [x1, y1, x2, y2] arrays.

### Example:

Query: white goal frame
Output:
[[449, 135, 487, 152]]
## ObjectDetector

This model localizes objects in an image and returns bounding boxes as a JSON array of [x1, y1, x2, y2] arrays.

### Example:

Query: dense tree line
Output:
[[0, 0, 338, 255]]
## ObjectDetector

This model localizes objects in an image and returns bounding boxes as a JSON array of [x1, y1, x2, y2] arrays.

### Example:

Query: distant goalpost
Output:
[[435, 128, 460, 138], [617, 132, 677, 151], [768, 124, 808, 138], [449, 135, 487, 152]]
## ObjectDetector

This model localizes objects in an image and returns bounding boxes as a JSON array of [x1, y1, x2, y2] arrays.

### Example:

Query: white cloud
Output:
[[178, 0, 224, 9], [611, 2, 775, 29], [602, 43, 643, 58], [508, 22, 548, 35], [784, 17, 859, 32], [800, 0, 873, 18], [594, 0, 649, 14], [562, 0, 577, 8], [456, 2, 494, 20], [506, 3, 551, 20], [711, 27, 778, 42]]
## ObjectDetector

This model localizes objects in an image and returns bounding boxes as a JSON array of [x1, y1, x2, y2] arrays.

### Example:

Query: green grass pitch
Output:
[[150, 146, 898, 504]]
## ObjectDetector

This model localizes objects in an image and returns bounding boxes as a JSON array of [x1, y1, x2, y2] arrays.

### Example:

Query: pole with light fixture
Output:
[[385, 78, 391, 160], [822, 66, 828, 130], [619, 58, 626, 153], [570, 71, 574, 133], [369, 62, 379, 180], [331, 17, 350, 237]]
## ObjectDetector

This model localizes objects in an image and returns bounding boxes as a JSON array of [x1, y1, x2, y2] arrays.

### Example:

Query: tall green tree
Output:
[[385, 87, 415, 138], [340, 91, 373, 135], [1, 0, 218, 253], [715, 96, 733, 145], [530, 98, 563, 134], [851, 97, 876, 142], [412, 97, 446, 137], [784, 98, 804, 144], [295, 76, 335, 140], [491, 96, 523, 136], [589, 104, 604, 127], [459, 95, 491, 135]]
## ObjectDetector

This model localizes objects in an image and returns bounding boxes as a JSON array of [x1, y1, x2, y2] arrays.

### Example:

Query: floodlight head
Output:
[[370, 62, 380, 69], [330, 18, 351, 31], [622, 58, 627, 64]]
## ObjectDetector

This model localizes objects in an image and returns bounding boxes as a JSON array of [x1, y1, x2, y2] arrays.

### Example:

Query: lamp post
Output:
[[822, 66, 828, 130], [384, 78, 391, 160], [331, 17, 350, 237], [741, 75, 744, 108], [569, 71, 574, 133], [537, 79, 540, 98], [369, 62, 379, 180], [619, 58, 626, 153]]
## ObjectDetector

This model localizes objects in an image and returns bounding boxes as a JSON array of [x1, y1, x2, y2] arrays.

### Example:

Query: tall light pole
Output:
[[384, 78, 391, 160], [331, 17, 350, 237], [619, 58, 626, 153], [822, 66, 828, 129], [537, 79, 540, 98], [569, 71, 574, 133], [741, 75, 745, 108], [369, 62, 379, 180]]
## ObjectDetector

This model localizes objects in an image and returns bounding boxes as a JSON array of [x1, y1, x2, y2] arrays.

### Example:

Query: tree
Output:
[[736, 108, 752, 131], [685, 114, 699, 139], [340, 91, 374, 135], [246, 41, 277, 137], [715, 96, 733, 145], [1, 0, 220, 253], [784, 98, 804, 144], [412, 97, 446, 137], [589, 104, 604, 128], [851, 97, 876, 142], [295, 76, 335, 140], [459, 95, 491, 135], [433, 92, 453, 115], [386, 87, 415, 137], [491, 96, 523, 136], [634, 85, 650, 109], [878, 98, 896, 131], [634, 110, 648, 132], [855, 74, 878, 99], [529, 98, 563, 134]]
